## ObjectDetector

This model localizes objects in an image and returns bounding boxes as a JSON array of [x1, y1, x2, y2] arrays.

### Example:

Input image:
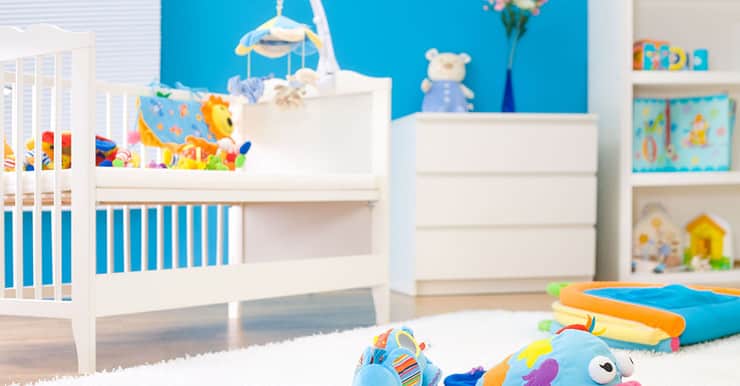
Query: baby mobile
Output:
[[229, 0, 324, 108]]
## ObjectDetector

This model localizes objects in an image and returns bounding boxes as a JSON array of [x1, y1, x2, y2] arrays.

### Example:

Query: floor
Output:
[[0, 290, 552, 385]]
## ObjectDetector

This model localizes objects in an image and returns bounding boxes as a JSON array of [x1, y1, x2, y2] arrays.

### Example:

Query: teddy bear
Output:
[[421, 48, 474, 113]]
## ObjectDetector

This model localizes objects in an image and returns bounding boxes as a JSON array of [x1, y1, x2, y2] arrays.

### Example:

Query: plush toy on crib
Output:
[[421, 48, 474, 113], [444, 317, 641, 386], [353, 326, 442, 386], [23, 131, 118, 170], [136, 92, 250, 171]]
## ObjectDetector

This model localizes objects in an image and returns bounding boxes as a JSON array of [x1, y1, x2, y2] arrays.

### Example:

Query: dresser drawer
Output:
[[415, 175, 596, 227], [414, 114, 597, 174], [415, 227, 596, 280]]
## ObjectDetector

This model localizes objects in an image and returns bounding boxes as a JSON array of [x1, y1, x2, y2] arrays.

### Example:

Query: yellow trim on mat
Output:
[[552, 302, 670, 345]]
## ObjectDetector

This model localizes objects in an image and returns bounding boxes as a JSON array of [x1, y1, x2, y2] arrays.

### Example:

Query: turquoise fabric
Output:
[[138, 96, 213, 145], [586, 284, 740, 345]]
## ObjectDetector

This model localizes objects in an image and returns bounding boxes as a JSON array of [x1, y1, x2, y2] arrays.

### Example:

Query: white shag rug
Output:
[[29, 311, 740, 386]]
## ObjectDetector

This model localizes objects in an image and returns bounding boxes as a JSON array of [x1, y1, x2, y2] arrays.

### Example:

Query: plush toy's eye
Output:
[[614, 351, 634, 377], [589, 356, 617, 384]]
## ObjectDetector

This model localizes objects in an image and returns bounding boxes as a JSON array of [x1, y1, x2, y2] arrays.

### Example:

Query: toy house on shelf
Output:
[[685, 214, 733, 271], [632, 204, 683, 274]]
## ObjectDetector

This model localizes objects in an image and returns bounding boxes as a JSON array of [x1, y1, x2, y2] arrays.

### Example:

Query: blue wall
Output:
[[5, 207, 226, 288], [162, 0, 587, 117]]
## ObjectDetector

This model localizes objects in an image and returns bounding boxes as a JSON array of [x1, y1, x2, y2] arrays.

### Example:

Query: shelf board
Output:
[[632, 71, 740, 86], [631, 269, 740, 285], [631, 171, 740, 187]]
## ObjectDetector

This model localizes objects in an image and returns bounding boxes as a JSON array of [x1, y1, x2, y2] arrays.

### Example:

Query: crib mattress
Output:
[[1, 168, 380, 204]]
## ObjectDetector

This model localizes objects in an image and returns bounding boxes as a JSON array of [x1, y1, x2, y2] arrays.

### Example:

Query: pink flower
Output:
[[494, 0, 509, 11]]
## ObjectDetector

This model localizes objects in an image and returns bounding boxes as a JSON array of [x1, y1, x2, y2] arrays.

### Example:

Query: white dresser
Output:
[[390, 113, 598, 295]]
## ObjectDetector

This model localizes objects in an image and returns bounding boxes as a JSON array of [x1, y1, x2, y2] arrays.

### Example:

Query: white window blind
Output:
[[0, 0, 161, 84]]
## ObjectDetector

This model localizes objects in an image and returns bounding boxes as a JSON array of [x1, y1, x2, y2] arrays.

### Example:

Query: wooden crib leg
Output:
[[72, 314, 96, 374], [371, 284, 390, 325]]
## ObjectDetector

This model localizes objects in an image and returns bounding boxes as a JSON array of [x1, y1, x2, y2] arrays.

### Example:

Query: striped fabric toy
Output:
[[353, 327, 441, 386]]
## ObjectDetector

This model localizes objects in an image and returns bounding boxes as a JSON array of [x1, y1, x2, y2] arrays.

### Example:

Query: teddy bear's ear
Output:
[[459, 53, 471, 64], [425, 48, 439, 61]]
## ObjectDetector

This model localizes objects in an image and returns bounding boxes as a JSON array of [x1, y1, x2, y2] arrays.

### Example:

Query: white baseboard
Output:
[[396, 276, 593, 296]]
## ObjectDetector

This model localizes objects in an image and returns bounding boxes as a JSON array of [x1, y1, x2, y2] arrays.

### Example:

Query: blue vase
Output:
[[502, 68, 515, 112]]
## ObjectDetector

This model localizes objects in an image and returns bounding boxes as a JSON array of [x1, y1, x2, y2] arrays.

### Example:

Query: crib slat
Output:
[[216, 205, 223, 265], [32, 56, 42, 299], [187, 205, 194, 267], [142, 205, 149, 270], [122, 93, 128, 148], [157, 205, 164, 269], [13, 58, 24, 298], [105, 92, 113, 274], [0, 61, 5, 298], [201, 205, 208, 266], [123, 205, 130, 272], [52, 53, 63, 299], [121, 97, 132, 272], [172, 205, 179, 268]]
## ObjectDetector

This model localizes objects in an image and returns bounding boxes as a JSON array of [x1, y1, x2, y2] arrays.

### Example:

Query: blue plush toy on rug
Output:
[[353, 326, 442, 386], [445, 318, 642, 386], [421, 48, 474, 113]]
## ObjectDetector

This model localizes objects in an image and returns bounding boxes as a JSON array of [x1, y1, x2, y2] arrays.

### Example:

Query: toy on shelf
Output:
[[633, 94, 736, 172], [668, 46, 688, 71], [541, 282, 740, 353], [693, 49, 709, 71], [633, 39, 670, 70], [634, 39, 709, 71], [233, 0, 323, 107], [421, 49, 474, 113], [684, 213, 734, 271], [352, 327, 441, 386], [632, 204, 683, 274], [446, 317, 641, 386]]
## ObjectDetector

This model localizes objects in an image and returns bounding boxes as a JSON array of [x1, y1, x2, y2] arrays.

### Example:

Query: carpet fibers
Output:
[[29, 311, 740, 386]]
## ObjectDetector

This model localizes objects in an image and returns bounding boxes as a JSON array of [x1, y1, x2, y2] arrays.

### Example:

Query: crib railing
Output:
[[0, 26, 230, 314]]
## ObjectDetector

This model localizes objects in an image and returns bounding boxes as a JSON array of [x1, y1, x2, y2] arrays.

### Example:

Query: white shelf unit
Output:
[[589, 0, 740, 285], [632, 71, 740, 86]]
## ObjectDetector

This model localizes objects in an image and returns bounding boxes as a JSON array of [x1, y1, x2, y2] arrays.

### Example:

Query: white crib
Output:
[[0, 24, 391, 374]]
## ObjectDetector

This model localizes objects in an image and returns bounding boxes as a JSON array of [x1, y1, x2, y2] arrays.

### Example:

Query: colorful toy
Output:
[[542, 282, 740, 353], [112, 148, 140, 168], [227, 75, 268, 104], [668, 46, 688, 71], [136, 90, 251, 171], [3, 140, 15, 171], [446, 317, 641, 386], [233, 0, 322, 107], [693, 49, 709, 71], [633, 39, 670, 70], [633, 94, 735, 172], [95, 135, 118, 166], [684, 213, 733, 271], [23, 131, 117, 170], [632, 204, 682, 274], [352, 327, 441, 386], [137, 94, 234, 155], [421, 49, 474, 113]]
